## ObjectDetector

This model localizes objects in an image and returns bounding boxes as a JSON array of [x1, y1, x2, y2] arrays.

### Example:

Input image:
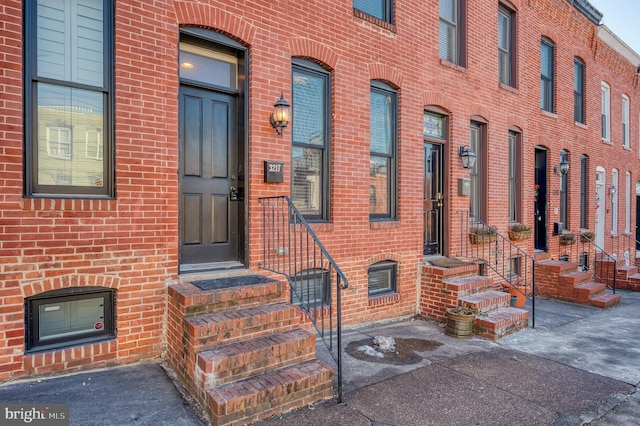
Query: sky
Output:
[[588, 0, 640, 55]]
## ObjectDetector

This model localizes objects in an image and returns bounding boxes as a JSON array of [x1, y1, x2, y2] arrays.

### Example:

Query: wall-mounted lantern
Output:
[[553, 156, 569, 177], [458, 145, 477, 169], [270, 93, 291, 136]]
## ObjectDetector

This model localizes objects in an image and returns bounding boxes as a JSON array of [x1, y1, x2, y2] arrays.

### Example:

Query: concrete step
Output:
[[205, 359, 334, 426], [590, 293, 621, 309], [615, 265, 638, 280], [474, 307, 529, 341], [184, 302, 300, 354], [459, 290, 511, 313], [195, 329, 317, 388], [574, 281, 606, 304], [168, 280, 287, 317]]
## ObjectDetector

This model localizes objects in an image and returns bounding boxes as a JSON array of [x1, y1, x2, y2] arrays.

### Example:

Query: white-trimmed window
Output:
[[601, 82, 610, 141], [46, 126, 72, 159], [439, 0, 466, 66], [85, 129, 103, 160], [622, 95, 630, 148]]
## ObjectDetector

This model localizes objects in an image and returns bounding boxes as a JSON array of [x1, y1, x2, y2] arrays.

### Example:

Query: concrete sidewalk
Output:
[[1, 290, 639, 425]]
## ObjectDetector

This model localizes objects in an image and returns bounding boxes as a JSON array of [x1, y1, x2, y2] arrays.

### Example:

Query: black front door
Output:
[[179, 85, 239, 265], [534, 148, 548, 251], [636, 191, 640, 250], [424, 143, 444, 255]]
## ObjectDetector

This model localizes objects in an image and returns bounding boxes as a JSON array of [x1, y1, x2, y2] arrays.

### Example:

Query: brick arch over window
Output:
[[368, 64, 404, 89], [469, 104, 491, 122], [540, 30, 558, 47], [174, 1, 256, 46], [507, 115, 525, 131], [365, 253, 400, 267], [532, 135, 551, 151], [22, 275, 121, 298], [422, 92, 454, 114], [289, 38, 338, 71]]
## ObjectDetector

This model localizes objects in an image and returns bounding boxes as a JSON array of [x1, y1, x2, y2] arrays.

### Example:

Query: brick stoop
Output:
[[167, 278, 334, 426], [420, 263, 529, 340], [535, 260, 622, 309]]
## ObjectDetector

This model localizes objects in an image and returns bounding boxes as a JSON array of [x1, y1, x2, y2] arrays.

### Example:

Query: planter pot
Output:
[[508, 287, 526, 308], [445, 309, 476, 339], [469, 233, 496, 245], [508, 229, 531, 241], [559, 239, 575, 246]]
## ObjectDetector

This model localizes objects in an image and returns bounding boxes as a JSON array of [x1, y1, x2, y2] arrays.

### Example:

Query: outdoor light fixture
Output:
[[553, 156, 569, 176], [458, 145, 477, 169], [270, 93, 291, 136], [608, 186, 617, 197]]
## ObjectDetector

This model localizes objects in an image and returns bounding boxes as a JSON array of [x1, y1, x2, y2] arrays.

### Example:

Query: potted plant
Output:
[[508, 223, 532, 241], [580, 230, 595, 242], [445, 305, 481, 339], [559, 231, 575, 245], [469, 226, 496, 244]]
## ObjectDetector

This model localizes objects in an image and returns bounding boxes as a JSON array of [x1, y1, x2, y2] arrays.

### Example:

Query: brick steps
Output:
[[167, 279, 334, 426], [459, 290, 511, 313], [205, 359, 334, 426], [475, 307, 529, 341], [590, 293, 622, 309], [195, 329, 316, 387], [185, 302, 300, 352], [536, 260, 622, 309]]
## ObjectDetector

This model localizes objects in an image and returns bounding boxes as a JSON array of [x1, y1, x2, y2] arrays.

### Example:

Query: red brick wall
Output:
[[1, 0, 639, 380]]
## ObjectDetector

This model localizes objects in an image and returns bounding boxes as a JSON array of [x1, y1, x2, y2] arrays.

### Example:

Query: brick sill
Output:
[[368, 292, 400, 307]]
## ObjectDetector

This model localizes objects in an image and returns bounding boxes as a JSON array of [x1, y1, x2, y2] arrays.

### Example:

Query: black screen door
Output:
[[424, 143, 444, 255]]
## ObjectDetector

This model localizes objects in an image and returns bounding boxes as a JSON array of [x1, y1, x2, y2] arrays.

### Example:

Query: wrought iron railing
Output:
[[258, 196, 348, 402], [613, 233, 640, 267], [457, 211, 538, 328], [558, 232, 617, 294]]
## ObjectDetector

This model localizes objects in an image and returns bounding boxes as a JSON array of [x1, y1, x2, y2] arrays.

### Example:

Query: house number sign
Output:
[[264, 161, 284, 183]]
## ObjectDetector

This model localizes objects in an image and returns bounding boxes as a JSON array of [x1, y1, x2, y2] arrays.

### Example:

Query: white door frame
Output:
[[595, 167, 606, 250]]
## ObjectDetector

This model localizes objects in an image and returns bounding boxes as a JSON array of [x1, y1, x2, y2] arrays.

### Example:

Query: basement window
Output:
[[368, 260, 397, 297], [26, 287, 115, 352]]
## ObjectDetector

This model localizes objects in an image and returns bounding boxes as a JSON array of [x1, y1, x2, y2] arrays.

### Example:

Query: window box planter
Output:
[[559, 231, 576, 245], [469, 227, 496, 244], [580, 230, 595, 242], [508, 223, 532, 242]]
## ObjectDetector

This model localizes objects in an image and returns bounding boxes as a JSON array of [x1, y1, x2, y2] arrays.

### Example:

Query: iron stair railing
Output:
[[457, 211, 538, 328], [258, 196, 348, 402]]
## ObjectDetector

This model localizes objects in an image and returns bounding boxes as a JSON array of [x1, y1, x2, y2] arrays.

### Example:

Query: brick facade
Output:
[[1, 0, 639, 380]]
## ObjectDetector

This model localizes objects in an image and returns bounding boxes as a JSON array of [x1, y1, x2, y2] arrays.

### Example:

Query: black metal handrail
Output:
[[457, 211, 538, 328], [558, 232, 617, 294], [258, 196, 348, 402]]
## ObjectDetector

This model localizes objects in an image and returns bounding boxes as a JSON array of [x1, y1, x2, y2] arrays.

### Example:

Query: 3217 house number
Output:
[[264, 161, 284, 183]]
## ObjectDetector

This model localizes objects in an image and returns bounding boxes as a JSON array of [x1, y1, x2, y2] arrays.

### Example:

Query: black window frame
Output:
[[574, 58, 585, 123], [508, 130, 521, 223], [354, 0, 394, 23], [291, 58, 332, 222], [559, 150, 569, 230], [25, 287, 116, 353], [540, 38, 555, 113], [369, 80, 398, 221], [498, 4, 516, 87], [580, 155, 588, 229], [368, 260, 397, 297], [439, 0, 466, 67], [470, 121, 485, 221], [24, 0, 114, 197]]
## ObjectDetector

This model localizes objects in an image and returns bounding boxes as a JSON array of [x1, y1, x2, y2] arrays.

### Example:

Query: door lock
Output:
[[229, 186, 243, 201]]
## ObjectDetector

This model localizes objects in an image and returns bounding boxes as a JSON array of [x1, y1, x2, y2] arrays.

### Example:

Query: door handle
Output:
[[436, 193, 444, 208]]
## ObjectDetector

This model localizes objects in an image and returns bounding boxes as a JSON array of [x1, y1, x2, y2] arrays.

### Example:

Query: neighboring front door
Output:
[[179, 85, 239, 265], [534, 148, 548, 251], [424, 143, 444, 255], [595, 168, 606, 250], [636, 184, 640, 250]]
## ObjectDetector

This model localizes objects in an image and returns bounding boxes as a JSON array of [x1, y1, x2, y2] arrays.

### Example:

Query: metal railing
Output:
[[558, 233, 618, 294], [457, 211, 539, 328], [613, 233, 640, 267], [258, 196, 348, 402]]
